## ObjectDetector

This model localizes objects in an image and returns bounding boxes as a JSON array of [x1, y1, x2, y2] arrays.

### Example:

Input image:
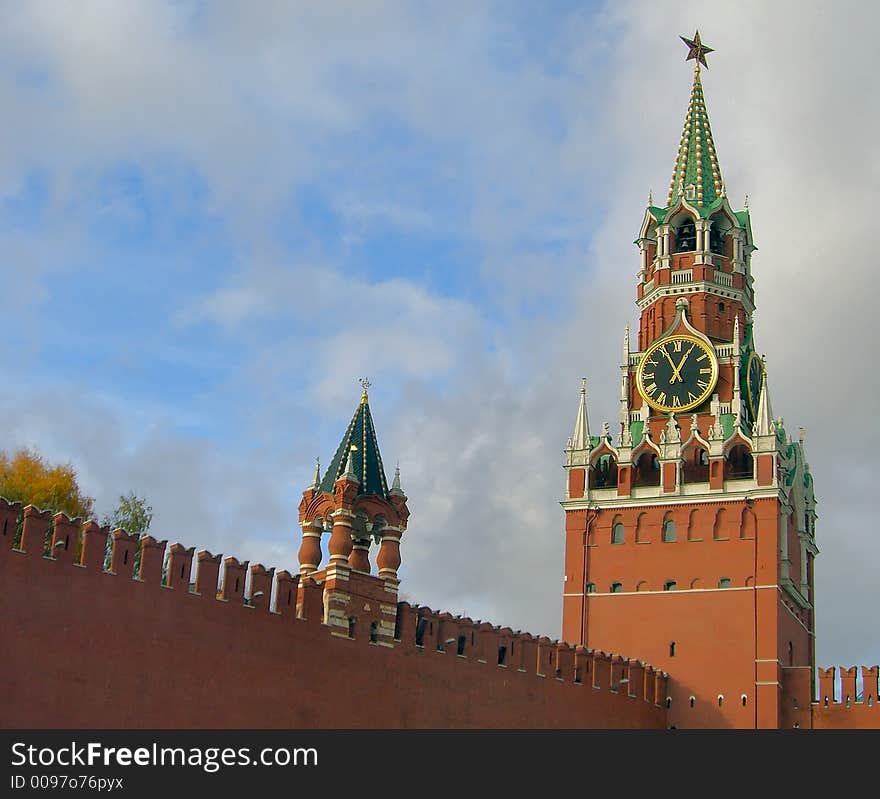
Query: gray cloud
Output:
[[0, 1, 876, 673]]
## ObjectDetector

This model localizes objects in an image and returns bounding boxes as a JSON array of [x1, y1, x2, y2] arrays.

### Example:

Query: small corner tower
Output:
[[297, 379, 409, 645], [560, 33, 818, 729]]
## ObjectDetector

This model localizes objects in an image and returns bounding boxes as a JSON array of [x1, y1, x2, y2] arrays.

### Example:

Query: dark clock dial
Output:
[[636, 334, 719, 413], [746, 350, 764, 418]]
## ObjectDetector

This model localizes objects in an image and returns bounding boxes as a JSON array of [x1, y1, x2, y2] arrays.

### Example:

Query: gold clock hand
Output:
[[671, 343, 696, 383], [659, 346, 678, 383]]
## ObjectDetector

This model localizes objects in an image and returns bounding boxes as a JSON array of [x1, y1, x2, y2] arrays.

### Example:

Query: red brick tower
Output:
[[297, 379, 410, 645], [560, 33, 817, 728]]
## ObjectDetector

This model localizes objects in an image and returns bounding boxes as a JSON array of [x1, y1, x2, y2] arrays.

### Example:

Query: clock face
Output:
[[636, 334, 719, 413], [746, 350, 764, 418]]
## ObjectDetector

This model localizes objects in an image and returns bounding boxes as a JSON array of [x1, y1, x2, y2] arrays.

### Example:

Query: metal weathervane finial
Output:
[[360, 377, 371, 403], [680, 30, 713, 70]]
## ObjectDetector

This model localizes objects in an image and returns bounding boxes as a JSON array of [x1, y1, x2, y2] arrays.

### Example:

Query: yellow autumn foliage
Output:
[[0, 447, 95, 519]]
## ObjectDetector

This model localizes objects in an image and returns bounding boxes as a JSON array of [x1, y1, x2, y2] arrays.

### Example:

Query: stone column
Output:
[[349, 538, 371, 573], [297, 519, 323, 576], [328, 509, 353, 565], [377, 528, 402, 580]]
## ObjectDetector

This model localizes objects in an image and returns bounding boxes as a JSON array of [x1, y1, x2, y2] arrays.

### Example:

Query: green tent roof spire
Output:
[[666, 33, 723, 209], [319, 382, 391, 499]]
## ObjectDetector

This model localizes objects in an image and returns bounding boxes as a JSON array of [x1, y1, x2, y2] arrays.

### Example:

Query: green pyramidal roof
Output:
[[666, 65, 724, 209], [319, 392, 390, 498]]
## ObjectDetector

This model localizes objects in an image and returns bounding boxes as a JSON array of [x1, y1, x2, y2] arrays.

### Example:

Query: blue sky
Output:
[[1, 0, 878, 670]]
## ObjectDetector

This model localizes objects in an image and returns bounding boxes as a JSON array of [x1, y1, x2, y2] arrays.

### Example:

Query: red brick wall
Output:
[[0, 513, 664, 730]]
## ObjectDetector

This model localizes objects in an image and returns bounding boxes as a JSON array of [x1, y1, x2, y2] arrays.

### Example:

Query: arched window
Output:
[[612, 522, 625, 544], [348, 617, 357, 639], [590, 455, 618, 489], [662, 518, 676, 543], [676, 219, 696, 252], [610, 582, 623, 593], [709, 225, 724, 254], [669, 641, 676, 657], [689, 696, 696, 708], [742, 694, 748, 707], [457, 635, 466, 656], [788, 641, 793, 666], [682, 446, 710, 483], [666, 697, 672, 709], [725, 445, 753, 480], [718, 301, 726, 313], [632, 452, 661, 487], [370, 622, 379, 643], [718, 695, 724, 707]]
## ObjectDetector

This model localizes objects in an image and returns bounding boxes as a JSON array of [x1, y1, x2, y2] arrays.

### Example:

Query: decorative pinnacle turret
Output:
[[342, 445, 358, 482], [311, 457, 321, 490], [390, 462, 405, 497], [667, 32, 723, 208], [570, 378, 591, 451]]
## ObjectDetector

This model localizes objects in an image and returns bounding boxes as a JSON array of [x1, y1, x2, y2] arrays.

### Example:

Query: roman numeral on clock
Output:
[[672, 395, 682, 408], [697, 379, 709, 391]]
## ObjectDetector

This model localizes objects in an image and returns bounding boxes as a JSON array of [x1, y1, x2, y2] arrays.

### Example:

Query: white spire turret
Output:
[[311, 457, 321, 490], [571, 378, 591, 451], [753, 358, 774, 438]]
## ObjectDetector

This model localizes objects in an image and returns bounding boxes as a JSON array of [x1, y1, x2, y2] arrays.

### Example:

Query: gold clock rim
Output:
[[635, 333, 719, 414]]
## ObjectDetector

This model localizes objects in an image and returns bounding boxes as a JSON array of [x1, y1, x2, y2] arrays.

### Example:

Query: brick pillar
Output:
[[349, 538, 370, 573], [297, 519, 323, 576], [50, 512, 79, 564], [818, 667, 835, 704], [840, 667, 857, 704], [19, 505, 51, 555], [328, 509, 353, 566]]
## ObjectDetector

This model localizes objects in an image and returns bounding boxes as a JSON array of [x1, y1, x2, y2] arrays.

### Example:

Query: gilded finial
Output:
[[580, 377, 587, 394], [359, 377, 371, 404], [648, 189, 653, 206], [744, 194, 750, 210]]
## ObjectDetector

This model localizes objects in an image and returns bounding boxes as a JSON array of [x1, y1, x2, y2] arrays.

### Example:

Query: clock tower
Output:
[[561, 33, 818, 729]]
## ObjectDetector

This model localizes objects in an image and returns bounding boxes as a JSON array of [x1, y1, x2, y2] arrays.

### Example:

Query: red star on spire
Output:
[[680, 30, 713, 68]]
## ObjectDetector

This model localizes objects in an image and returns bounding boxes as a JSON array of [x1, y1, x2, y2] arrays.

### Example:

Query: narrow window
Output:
[[664, 580, 677, 591], [718, 577, 731, 588], [574, 668, 582, 684], [415, 618, 427, 647], [123, 550, 128, 566], [180, 564, 185, 579], [662, 519, 676, 543], [689, 696, 696, 708], [788, 641, 793, 666], [286, 590, 291, 606], [611, 582, 623, 593], [718, 695, 724, 707], [471, 632, 475, 645], [612, 522, 625, 544], [586, 583, 596, 593], [498, 646, 507, 665], [370, 622, 378, 643], [510, 641, 514, 655], [457, 635, 466, 656], [2, 519, 6, 536], [670, 641, 676, 657], [666, 697, 672, 709], [742, 695, 748, 707], [64, 535, 69, 550], [718, 301, 726, 313], [234, 577, 239, 593], [348, 617, 356, 639]]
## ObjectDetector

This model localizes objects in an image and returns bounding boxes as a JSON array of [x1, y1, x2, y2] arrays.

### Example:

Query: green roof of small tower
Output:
[[666, 31, 723, 209], [319, 380, 391, 498]]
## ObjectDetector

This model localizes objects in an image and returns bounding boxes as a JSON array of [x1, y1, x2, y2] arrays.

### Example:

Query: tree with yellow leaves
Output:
[[0, 447, 95, 519]]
